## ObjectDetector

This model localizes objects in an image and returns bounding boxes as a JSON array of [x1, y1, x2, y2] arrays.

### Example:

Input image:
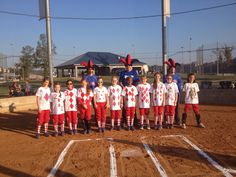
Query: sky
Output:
[[0, 0, 236, 67]]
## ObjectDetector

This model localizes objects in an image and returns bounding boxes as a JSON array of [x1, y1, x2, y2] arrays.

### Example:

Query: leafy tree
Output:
[[222, 45, 233, 64], [18, 45, 34, 78], [34, 34, 56, 77]]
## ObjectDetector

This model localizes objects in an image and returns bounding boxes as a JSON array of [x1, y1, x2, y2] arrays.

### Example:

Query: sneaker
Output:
[[60, 131, 65, 136], [36, 133, 40, 139], [198, 123, 205, 128], [69, 130, 73, 135], [169, 124, 173, 129], [101, 128, 105, 133], [147, 125, 151, 130], [182, 124, 186, 129], [44, 132, 49, 137], [87, 129, 92, 134], [83, 129, 87, 134], [140, 125, 144, 130], [110, 126, 114, 131], [130, 126, 135, 131], [158, 125, 162, 130], [73, 129, 78, 134], [154, 125, 158, 130], [54, 132, 58, 137], [98, 127, 102, 133], [127, 126, 131, 131], [117, 126, 121, 131]]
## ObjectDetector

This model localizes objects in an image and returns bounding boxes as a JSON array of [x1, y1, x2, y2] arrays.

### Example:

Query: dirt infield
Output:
[[0, 105, 236, 177]]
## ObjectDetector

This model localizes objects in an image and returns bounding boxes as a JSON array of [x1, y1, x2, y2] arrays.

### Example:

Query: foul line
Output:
[[141, 137, 168, 177], [109, 144, 118, 177], [47, 138, 113, 177], [161, 135, 233, 177]]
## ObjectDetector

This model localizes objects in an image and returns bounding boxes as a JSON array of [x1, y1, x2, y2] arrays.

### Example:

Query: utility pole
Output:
[[189, 37, 192, 73], [181, 46, 184, 73], [162, 0, 170, 77], [216, 41, 219, 75], [45, 0, 53, 88]]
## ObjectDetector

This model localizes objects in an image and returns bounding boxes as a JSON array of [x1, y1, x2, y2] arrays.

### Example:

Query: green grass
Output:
[[0, 74, 235, 98]]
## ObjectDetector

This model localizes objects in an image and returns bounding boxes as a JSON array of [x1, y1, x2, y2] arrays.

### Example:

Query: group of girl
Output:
[[35, 72, 204, 139]]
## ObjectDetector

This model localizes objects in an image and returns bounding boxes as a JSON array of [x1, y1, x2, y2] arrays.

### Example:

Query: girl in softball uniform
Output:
[[165, 74, 179, 129], [182, 73, 205, 129], [64, 79, 78, 135], [136, 75, 151, 130], [94, 77, 109, 133], [108, 76, 123, 130], [150, 72, 166, 130], [122, 76, 138, 131], [50, 82, 65, 137], [77, 78, 94, 134], [35, 77, 51, 139]]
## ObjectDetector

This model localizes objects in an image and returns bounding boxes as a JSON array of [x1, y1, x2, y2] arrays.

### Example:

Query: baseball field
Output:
[[0, 104, 235, 177]]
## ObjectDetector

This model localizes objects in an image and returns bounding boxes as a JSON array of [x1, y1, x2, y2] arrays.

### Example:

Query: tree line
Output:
[[16, 33, 56, 78]]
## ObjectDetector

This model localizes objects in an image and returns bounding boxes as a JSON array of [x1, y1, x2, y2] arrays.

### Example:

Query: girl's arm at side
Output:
[[106, 94, 110, 109], [36, 96, 40, 112]]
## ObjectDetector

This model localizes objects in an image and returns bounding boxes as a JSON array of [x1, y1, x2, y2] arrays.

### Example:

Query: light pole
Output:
[[189, 37, 192, 73], [10, 43, 16, 79], [181, 46, 184, 73]]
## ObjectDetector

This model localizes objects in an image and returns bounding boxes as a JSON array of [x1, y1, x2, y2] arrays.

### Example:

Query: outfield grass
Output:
[[0, 74, 235, 98]]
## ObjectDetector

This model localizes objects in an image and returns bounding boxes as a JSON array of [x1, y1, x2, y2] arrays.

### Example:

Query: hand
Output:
[[94, 104, 97, 109], [106, 104, 110, 109], [120, 103, 123, 108], [83, 104, 88, 109]]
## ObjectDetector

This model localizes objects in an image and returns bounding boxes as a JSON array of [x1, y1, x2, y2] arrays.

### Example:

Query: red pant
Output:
[[96, 102, 107, 123], [37, 110, 50, 126], [153, 106, 163, 116], [126, 107, 135, 119], [80, 106, 91, 121], [66, 111, 78, 124], [52, 114, 65, 125], [184, 104, 200, 114], [139, 108, 149, 116], [111, 110, 121, 120], [165, 105, 176, 116]]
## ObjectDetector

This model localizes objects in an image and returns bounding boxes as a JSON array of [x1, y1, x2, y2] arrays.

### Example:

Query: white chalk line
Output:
[[226, 168, 236, 174], [141, 137, 168, 177], [161, 134, 233, 177], [109, 144, 118, 177], [47, 140, 75, 177], [47, 138, 113, 177]]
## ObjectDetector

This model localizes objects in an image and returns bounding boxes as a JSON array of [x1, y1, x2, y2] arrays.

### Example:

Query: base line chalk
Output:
[[141, 138, 168, 177], [161, 135, 233, 177], [109, 144, 118, 177], [47, 138, 112, 177]]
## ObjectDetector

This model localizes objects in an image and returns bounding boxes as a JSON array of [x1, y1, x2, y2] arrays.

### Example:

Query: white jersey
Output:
[[137, 83, 151, 108], [94, 86, 108, 103], [36, 87, 51, 111], [183, 83, 200, 104], [50, 92, 65, 115], [122, 85, 138, 108], [64, 88, 78, 111], [150, 82, 166, 106], [108, 85, 122, 110], [165, 82, 179, 106], [77, 87, 94, 105]]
